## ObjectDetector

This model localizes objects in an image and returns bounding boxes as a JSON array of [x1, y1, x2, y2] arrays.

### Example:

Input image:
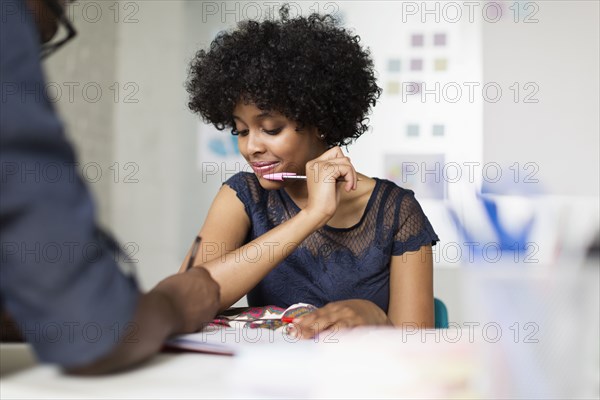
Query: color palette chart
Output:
[[340, 2, 483, 201]]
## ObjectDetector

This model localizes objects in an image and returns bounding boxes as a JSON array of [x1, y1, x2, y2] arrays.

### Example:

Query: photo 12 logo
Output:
[[199, 2, 340, 23], [196, 322, 340, 344], [1, 321, 140, 345], [400, 1, 540, 24], [401, 81, 540, 104], [1, 161, 140, 185], [402, 321, 540, 344], [64, 1, 140, 24], [1, 81, 140, 105]]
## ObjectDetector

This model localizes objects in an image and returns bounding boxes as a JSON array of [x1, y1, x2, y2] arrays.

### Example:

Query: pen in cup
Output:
[[186, 236, 202, 271]]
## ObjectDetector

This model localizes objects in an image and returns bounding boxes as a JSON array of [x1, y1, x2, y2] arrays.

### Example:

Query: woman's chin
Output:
[[256, 175, 284, 190]]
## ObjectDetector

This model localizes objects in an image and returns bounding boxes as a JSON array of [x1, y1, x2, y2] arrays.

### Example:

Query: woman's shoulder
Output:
[[370, 177, 431, 218], [373, 178, 439, 245], [373, 177, 417, 200], [224, 171, 258, 188], [223, 171, 256, 185], [223, 172, 264, 205]]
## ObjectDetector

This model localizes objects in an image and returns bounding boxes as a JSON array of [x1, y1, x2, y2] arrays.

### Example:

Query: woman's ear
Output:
[[311, 128, 326, 141]]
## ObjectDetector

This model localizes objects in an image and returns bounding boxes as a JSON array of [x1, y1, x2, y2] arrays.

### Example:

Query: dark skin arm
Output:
[[66, 267, 220, 375], [12, 0, 221, 376]]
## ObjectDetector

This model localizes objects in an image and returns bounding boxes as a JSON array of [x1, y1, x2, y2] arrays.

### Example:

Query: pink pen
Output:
[[263, 172, 306, 181], [263, 172, 361, 182]]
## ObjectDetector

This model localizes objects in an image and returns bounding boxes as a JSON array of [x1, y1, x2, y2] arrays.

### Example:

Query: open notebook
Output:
[[164, 303, 316, 355]]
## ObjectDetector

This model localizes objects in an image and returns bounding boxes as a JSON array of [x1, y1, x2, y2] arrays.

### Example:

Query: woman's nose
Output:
[[244, 130, 266, 155]]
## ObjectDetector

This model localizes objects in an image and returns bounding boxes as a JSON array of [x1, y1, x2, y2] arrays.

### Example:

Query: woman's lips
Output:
[[250, 161, 280, 176]]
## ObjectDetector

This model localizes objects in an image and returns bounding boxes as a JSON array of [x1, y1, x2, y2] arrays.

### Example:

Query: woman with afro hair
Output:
[[180, 6, 439, 337]]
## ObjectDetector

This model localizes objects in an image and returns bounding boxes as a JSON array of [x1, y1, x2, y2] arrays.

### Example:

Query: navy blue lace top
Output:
[[225, 172, 439, 312]]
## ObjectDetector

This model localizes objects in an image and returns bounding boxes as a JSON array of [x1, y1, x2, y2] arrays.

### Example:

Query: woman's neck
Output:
[[282, 181, 309, 209]]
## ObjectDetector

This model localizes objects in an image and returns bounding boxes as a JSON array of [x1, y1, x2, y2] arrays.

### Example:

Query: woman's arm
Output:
[[179, 184, 324, 311], [179, 147, 359, 311], [177, 184, 251, 275], [386, 245, 434, 328], [291, 245, 434, 338]]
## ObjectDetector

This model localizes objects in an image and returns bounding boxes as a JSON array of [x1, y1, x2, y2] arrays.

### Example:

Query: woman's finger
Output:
[[319, 150, 357, 191], [292, 308, 337, 339], [317, 146, 344, 161]]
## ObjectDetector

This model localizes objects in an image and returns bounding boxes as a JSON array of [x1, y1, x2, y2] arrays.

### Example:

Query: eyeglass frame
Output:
[[40, 0, 77, 59]]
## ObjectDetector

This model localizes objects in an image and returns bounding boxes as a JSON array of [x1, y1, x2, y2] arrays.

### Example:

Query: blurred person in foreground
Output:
[[0, 0, 220, 374]]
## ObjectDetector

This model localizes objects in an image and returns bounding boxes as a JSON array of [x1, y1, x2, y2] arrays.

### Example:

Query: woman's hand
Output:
[[288, 299, 391, 339], [303, 146, 357, 228]]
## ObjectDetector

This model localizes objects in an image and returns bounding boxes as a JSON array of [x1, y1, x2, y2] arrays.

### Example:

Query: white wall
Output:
[[45, 0, 118, 229], [111, 1, 201, 289], [482, 0, 599, 197], [47, 1, 224, 289]]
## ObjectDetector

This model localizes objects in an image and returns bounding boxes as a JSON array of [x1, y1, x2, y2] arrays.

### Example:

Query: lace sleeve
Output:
[[223, 172, 263, 219], [391, 191, 439, 256]]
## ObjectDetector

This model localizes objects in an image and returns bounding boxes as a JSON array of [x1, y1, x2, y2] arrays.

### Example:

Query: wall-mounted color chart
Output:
[[340, 2, 483, 199]]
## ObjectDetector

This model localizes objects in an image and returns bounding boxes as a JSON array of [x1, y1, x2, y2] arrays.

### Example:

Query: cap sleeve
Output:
[[223, 172, 262, 218], [391, 191, 439, 256]]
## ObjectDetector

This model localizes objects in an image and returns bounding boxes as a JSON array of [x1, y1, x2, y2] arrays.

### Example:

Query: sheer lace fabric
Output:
[[225, 172, 439, 312]]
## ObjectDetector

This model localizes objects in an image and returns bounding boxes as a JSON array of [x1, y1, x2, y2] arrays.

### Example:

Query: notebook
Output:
[[163, 303, 316, 355]]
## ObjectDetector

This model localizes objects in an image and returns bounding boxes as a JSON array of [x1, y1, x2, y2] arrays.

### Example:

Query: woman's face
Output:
[[233, 102, 327, 190]]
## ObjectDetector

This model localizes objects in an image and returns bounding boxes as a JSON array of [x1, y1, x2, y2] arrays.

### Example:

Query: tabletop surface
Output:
[[2, 345, 237, 399], [2, 266, 598, 399], [2, 328, 481, 399]]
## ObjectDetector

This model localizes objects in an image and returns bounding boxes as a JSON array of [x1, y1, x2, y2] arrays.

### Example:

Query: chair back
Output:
[[434, 298, 449, 329]]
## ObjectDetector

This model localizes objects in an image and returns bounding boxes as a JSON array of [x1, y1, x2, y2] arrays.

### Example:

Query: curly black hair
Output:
[[186, 5, 382, 147]]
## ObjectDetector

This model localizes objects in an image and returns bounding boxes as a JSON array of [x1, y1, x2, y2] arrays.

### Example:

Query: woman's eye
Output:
[[231, 128, 249, 136], [262, 127, 283, 135], [231, 127, 281, 136]]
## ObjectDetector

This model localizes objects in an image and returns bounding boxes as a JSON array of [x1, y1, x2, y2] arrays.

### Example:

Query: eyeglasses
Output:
[[40, 0, 77, 59]]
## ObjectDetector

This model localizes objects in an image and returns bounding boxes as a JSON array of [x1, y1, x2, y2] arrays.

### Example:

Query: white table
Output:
[[1, 343, 238, 399], [2, 265, 598, 399], [1, 330, 476, 399], [2, 323, 597, 399]]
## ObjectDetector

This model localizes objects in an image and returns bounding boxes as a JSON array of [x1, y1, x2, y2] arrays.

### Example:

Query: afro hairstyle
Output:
[[186, 5, 382, 147]]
